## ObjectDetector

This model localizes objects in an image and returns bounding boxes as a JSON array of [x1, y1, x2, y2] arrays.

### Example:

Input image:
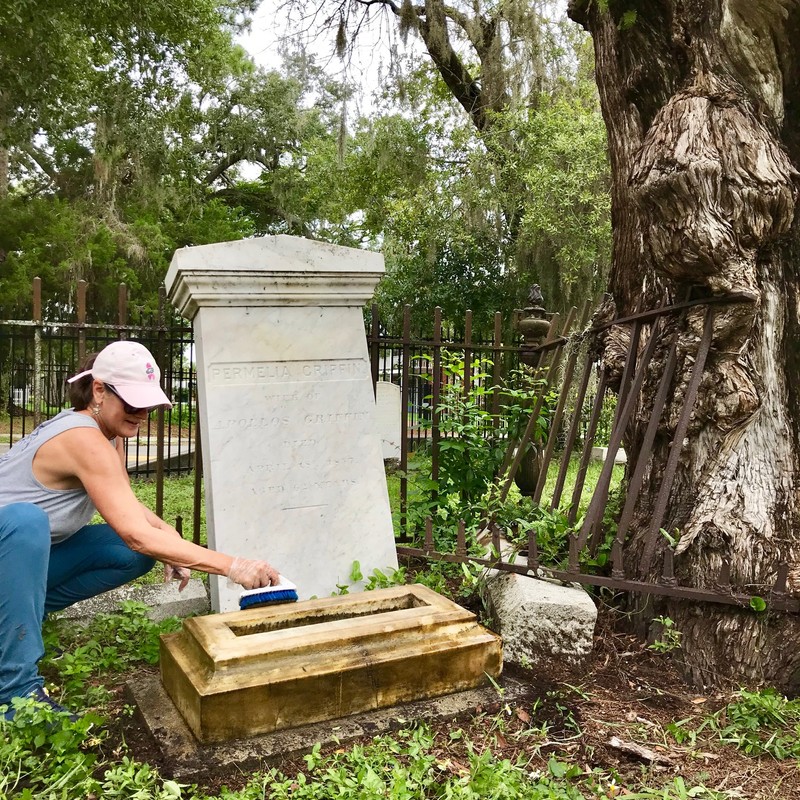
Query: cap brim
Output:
[[113, 382, 173, 410]]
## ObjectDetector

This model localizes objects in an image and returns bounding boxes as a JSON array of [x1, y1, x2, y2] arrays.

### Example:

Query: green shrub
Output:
[[669, 687, 800, 759]]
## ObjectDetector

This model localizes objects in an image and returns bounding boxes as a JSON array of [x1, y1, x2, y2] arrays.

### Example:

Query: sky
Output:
[[236, 0, 422, 115]]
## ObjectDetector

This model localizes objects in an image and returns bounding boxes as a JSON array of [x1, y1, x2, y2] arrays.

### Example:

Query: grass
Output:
[[131, 474, 206, 544], [539, 455, 623, 514]]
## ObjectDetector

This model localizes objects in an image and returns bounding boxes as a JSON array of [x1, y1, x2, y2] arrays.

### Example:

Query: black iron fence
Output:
[[0, 278, 611, 550], [3, 278, 787, 613]]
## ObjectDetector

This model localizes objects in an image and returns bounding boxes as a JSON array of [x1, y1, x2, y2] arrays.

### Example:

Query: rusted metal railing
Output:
[[389, 292, 798, 613]]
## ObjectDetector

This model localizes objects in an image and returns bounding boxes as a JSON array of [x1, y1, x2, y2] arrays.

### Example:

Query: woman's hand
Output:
[[164, 563, 192, 591], [227, 556, 280, 589]]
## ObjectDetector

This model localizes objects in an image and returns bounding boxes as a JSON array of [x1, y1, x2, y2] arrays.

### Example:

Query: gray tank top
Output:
[[0, 409, 106, 543]]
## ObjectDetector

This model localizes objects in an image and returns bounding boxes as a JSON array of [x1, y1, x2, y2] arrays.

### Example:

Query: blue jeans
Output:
[[0, 502, 155, 705]]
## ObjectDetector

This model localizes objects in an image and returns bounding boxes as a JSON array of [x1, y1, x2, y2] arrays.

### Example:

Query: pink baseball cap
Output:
[[67, 341, 172, 409]]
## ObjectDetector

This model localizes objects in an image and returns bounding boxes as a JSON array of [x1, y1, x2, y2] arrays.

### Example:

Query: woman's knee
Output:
[[104, 539, 156, 580], [125, 551, 157, 580], [69, 523, 155, 578]]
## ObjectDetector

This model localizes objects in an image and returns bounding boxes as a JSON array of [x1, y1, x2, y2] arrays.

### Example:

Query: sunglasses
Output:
[[104, 384, 158, 415]]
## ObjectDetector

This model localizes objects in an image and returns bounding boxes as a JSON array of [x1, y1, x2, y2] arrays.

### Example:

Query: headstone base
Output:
[[160, 584, 502, 743], [128, 671, 533, 781]]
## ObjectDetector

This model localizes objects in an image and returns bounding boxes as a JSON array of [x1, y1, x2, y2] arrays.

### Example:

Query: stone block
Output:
[[591, 446, 627, 464], [375, 381, 401, 460], [486, 571, 596, 668], [59, 579, 210, 624], [160, 584, 502, 743]]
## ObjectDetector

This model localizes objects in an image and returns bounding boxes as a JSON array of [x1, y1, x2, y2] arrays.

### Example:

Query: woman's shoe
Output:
[[1, 686, 79, 723]]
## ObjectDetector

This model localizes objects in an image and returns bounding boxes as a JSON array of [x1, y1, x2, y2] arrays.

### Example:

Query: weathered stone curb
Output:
[[57, 578, 210, 624]]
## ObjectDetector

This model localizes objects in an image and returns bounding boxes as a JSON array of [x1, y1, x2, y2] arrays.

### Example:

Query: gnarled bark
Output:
[[569, 0, 800, 689]]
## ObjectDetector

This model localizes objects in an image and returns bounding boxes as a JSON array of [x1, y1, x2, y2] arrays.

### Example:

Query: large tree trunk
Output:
[[568, 0, 800, 689]]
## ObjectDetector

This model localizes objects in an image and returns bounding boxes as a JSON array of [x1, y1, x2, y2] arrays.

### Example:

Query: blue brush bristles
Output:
[[239, 576, 298, 610]]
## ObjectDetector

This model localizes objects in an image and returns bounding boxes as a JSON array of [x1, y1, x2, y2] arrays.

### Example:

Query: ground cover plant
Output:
[[4, 475, 798, 799], [2, 563, 800, 798], [386, 351, 623, 576]]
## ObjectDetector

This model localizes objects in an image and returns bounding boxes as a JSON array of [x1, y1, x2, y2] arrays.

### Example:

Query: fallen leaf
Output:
[[515, 708, 531, 723], [691, 697, 707, 704]]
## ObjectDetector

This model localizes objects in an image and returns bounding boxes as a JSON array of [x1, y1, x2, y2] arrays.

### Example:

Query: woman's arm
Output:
[[113, 436, 192, 589], [138, 503, 193, 589], [45, 428, 277, 585]]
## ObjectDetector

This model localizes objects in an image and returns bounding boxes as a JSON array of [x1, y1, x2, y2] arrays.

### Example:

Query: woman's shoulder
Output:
[[44, 409, 100, 432], [3, 410, 97, 456]]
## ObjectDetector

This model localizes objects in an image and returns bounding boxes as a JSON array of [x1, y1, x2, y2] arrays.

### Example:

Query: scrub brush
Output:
[[239, 575, 298, 610]]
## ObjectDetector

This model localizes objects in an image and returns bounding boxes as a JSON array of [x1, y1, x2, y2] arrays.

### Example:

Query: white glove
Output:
[[227, 557, 280, 590], [164, 564, 191, 592]]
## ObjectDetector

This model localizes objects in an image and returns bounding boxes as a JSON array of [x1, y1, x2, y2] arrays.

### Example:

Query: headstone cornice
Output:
[[166, 235, 384, 319], [168, 270, 382, 319]]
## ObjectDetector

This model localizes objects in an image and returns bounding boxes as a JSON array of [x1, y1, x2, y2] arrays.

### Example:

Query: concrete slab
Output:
[[127, 671, 534, 780], [57, 579, 210, 624]]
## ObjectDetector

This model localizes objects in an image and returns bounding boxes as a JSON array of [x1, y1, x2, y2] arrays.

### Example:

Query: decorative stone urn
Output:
[[516, 284, 550, 367], [513, 285, 549, 496]]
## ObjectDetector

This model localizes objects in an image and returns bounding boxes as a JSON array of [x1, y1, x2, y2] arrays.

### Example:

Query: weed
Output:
[[668, 687, 800, 759], [402, 352, 554, 542], [41, 601, 182, 707], [0, 698, 104, 797], [349, 561, 408, 591], [648, 616, 683, 654], [332, 562, 409, 595]]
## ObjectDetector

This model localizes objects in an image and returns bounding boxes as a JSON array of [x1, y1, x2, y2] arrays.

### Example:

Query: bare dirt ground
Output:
[[107, 602, 800, 799]]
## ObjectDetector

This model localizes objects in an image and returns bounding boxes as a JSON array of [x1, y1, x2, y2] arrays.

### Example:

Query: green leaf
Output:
[[619, 9, 638, 30], [750, 596, 767, 612], [547, 757, 567, 778]]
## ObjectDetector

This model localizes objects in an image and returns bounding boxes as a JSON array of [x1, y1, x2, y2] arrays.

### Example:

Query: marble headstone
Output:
[[165, 236, 398, 612], [375, 381, 402, 461]]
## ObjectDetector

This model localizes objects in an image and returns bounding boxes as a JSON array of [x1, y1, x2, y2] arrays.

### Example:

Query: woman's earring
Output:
[[92, 405, 101, 416]]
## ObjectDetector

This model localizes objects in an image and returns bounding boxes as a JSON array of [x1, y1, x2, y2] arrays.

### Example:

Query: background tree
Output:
[[0, 0, 259, 196], [277, 0, 612, 324], [0, 2, 335, 320], [568, 0, 800, 688]]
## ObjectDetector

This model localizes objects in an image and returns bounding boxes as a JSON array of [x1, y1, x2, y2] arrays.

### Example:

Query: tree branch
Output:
[[19, 143, 59, 184], [354, 0, 488, 129], [204, 151, 246, 185]]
